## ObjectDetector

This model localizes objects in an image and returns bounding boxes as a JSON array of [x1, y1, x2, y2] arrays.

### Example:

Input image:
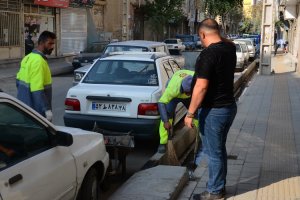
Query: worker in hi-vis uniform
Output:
[[157, 69, 198, 153], [16, 31, 56, 121]]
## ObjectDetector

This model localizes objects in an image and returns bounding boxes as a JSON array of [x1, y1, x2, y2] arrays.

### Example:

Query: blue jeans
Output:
[[195, 103, 237, 194]]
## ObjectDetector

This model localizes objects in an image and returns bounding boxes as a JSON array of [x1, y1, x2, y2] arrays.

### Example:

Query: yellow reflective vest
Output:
[[16, 50, 52, 116]]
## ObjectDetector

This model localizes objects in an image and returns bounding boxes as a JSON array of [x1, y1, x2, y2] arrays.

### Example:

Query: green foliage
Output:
[[202, 0, 243, 34], [204, 0, 243, 18], [142, 0, 184, 40], [239, 19, 253, 33]]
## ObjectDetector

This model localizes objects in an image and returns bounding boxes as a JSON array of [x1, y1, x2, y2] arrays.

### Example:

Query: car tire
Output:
[[77, 168, 101, 200]]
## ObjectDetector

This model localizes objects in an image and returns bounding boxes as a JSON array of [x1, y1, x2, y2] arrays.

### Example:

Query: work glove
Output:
[[163, 121, 172, 131], [45, 110, 53, 122]]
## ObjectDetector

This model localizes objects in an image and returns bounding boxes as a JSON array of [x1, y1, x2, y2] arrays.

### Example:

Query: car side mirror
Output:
[[54, 131, 73, 147]]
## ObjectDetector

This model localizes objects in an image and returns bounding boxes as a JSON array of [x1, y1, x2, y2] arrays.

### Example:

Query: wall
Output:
[[103, 0, 122, 40], [0, 47, 22, 60]]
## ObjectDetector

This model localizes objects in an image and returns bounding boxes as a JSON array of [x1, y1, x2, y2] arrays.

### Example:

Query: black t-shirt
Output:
[[194, 41, 236, 108]]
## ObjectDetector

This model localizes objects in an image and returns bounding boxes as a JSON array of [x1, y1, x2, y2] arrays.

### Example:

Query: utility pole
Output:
[[122, 0, 129, 41], [259, 0, 275, 75]]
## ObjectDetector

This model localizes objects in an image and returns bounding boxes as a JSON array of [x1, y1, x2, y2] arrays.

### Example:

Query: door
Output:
[[0, 101, 76, 200]]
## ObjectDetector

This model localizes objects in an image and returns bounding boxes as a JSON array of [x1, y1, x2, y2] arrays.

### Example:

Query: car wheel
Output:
[[77, 168, 101, 200]]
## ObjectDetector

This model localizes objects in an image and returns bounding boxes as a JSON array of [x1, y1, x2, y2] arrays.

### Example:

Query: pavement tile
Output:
[[186, 56, 300, 200]]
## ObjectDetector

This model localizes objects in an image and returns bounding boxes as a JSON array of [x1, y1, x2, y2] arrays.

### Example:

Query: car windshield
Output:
[[235, 44, 241, 52], [239, 40, 252, 45], [104, 46, 149, 54], [82, 60, 158, 86], [83, 43, 107, 53], [164, 39, 178, 44]]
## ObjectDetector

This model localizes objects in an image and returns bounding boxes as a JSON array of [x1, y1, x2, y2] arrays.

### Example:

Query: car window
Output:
[[163, 61, 174, 78], [235, 44, 241, 52], [0, 103, 51, 170], [104, 46, 149, 54], [84, 43, 107, 53], [164, 40, 178, 44], [83, 60, 158, 86], [169, 60, 181, 72]]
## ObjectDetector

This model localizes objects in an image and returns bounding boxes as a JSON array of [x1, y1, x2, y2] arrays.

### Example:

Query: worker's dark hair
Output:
[[38, 31, 56, 44], [198, 18, 220, 32]]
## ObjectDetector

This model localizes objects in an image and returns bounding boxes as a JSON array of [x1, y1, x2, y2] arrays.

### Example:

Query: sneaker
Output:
[[193, 191, 225, 200], [157, 144, 166, 153]]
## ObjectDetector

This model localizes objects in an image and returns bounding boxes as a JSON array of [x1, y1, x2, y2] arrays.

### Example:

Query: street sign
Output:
[[34, 0, 69, 8]]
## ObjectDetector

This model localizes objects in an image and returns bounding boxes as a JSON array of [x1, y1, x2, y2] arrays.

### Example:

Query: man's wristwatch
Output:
[[186, 111, 194, 118]]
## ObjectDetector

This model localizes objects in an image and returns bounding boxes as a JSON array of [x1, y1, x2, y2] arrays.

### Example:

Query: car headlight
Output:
[[74, 72, 85, 82], [73, 59, 79, 62]]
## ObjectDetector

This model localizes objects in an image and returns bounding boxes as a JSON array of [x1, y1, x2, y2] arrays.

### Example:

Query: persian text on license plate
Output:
[[92, 102, 126, 112]]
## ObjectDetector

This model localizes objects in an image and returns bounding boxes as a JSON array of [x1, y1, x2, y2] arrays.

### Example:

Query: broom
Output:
[[165, 126, 180, 166]]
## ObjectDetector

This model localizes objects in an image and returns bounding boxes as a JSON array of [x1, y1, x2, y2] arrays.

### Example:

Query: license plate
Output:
[[92, 102, 126, 112]]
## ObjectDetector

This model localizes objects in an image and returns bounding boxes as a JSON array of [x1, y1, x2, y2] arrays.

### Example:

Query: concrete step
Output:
[[109, 165, 189, 200]]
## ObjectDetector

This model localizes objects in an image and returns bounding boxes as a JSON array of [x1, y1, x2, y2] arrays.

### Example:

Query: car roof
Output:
[[107, 40, 166, 47], [235, 39, 253, 43], [101, 52, 170, 62], [0, 91, 11, 99]]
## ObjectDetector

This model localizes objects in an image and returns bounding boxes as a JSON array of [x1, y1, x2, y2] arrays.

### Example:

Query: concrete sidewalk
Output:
[[0, 56, 74, 80], [179, 53, 300, 200]]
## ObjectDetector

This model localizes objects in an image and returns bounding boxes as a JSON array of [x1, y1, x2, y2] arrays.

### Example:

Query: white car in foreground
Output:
[[0, 92, 109, 200], [64, 52, 186, 140]]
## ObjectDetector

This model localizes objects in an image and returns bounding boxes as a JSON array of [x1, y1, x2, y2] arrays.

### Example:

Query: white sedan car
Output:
[[234, 42, 246, 71], [164, 38, 185, 51], [64, 52, 186, 140], [0, 92, 109, 200]]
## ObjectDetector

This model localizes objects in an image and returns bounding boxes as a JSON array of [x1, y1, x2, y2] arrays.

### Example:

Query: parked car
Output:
[[175, 34, 198, 50], [72, 41, 109, 69], [73, 40, 185, 84], [64, 52, 185, 140], [235, 41, 250, 64], [103, 40, 170, 55], [164, 38, 185, 51], [234, 42, 246, 71], [235, 38, 256, 60], [0, 92, 109, 200], [74, 64, 92, 85]]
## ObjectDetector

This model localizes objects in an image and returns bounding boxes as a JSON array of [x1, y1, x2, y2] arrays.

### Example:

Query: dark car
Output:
[[72, 41, 109, 69]]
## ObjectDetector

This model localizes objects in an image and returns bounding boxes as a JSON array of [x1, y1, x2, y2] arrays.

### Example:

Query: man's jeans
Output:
[[195, 103, 237, 194]]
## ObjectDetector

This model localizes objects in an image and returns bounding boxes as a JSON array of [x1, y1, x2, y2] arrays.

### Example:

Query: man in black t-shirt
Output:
[[185, 19, 237, 200]]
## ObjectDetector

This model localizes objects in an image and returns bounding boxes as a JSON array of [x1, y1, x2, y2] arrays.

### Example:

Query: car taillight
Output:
[[138, 103, 159, 116], [65, 98, 81, 111]]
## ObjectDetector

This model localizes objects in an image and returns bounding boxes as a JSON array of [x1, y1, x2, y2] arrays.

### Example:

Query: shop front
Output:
[[0, 0, 22, 60]]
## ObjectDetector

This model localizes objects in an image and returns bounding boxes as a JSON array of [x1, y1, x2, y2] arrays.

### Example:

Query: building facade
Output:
[[0, 0, 138, 60], [279, 0, 300, 73]]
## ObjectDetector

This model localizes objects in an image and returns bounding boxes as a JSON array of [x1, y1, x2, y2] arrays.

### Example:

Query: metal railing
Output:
[[0, 11, 21, 47], [0, 0, 21, 12]]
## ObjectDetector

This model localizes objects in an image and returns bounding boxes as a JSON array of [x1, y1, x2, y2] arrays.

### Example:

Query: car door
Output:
[[0, 100, 77, 200]]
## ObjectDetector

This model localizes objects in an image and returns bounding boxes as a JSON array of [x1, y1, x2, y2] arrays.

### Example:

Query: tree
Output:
[[203, 0, 243, 34], [142, 0, 184, 41]]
